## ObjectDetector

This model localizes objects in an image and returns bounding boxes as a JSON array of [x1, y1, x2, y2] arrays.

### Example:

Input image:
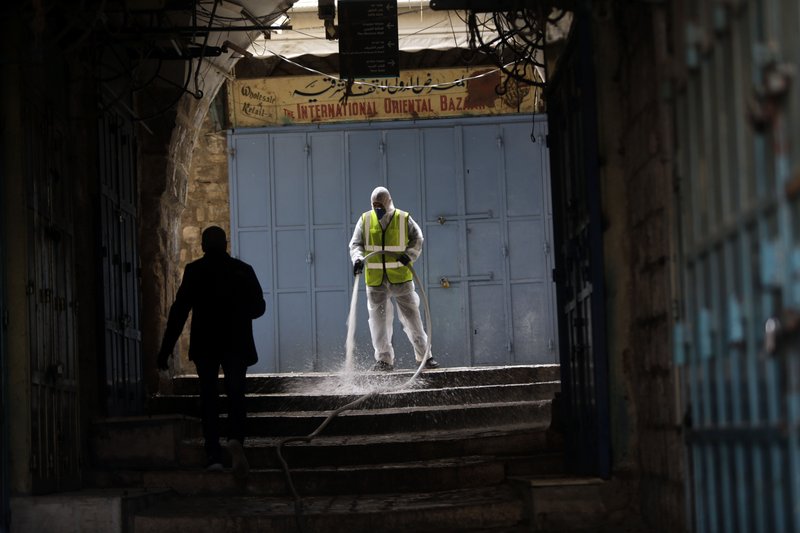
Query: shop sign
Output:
[[227, 66, 540, 127]]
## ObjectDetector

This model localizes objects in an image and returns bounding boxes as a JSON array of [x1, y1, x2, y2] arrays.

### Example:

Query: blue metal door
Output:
[[272, 133, 312, 371], [310, 132, 350, 371], [384, 128, 423, 365], [230, 115, 556, 373], [229, 135, 276, 371], [424, 126, 468, 365], [675, 1, 800, 531]]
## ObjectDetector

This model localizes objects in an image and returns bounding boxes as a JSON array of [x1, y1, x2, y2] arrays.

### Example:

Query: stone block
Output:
[[91, 415, 201, 468], [631, 211, 669, 270], [512, 476, 642, 531], [199, 183, 225, 201], [631, 272, 669, 325], [628, 161, 670, 225], [624, 109, 660, 176], [11, 488, 170, 533], [182, 226, 200, 244]]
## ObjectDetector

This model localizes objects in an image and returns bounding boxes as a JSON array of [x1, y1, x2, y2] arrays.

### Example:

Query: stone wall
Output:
[[174, 110, 231, 373], [138, 65, 232, 393], [593, 2, 687, 531]]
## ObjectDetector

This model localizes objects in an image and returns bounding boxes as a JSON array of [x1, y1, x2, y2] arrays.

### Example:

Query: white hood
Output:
[[370, 186, 395, 219]]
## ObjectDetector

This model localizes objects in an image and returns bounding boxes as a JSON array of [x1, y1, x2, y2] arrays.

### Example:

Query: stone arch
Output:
[[139, 60, 240, 394]]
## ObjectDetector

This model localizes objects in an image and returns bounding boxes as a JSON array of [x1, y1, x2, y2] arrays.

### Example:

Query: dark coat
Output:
[[159, 252, 266, 366]]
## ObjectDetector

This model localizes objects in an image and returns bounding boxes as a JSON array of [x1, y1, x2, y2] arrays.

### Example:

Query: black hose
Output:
[[276, 251, 433, 533]]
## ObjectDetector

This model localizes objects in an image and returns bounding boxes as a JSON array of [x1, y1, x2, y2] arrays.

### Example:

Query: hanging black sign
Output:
[[338, 0, 399, 78]]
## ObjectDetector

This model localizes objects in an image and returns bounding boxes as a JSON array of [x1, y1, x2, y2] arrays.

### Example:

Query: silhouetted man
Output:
[[157, 226, 265, 477]]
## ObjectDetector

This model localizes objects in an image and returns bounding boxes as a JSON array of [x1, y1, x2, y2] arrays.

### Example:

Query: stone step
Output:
[[177, 424, 558, 469], [90, 453, 566, 497], [133, 485, 526, 533], [168, 364, 560, 396], [95, 456, 503, 496], [218, 399, 551, 437], [91, 410, 559, 470], [91, 415, 202, 469], [11, 488, 171, 533], [148, 381, 561, 416]]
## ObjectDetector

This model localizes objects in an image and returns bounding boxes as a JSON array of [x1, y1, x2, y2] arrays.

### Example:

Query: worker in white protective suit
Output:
[[349, 186, 440, 372]]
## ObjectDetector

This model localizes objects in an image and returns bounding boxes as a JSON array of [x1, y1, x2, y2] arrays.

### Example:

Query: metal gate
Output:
[[99, 108, 143, 415], [24, 101, 80, 493], [675, 1, 800, 531], [229, 115, 557, 373], [1, 122, 9, 530], [546, 8, 610, 478]]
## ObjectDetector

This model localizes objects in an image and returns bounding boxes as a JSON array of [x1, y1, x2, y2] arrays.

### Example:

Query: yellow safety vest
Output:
[[363, 209, 413, 286]]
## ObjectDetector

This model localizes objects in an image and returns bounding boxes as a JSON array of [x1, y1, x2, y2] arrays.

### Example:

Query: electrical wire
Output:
[[193, 0, 219, 99], [196, 2, 290, 25], [465, 8, 547, 88], [257, 47, 528, 91], [50, 0, 107, 57], [446, 10, 461, 49], [132, 54, 199, 122]]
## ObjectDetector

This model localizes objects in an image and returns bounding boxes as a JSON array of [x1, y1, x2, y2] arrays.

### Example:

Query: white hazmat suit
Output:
[[349, 187, 437, 369]]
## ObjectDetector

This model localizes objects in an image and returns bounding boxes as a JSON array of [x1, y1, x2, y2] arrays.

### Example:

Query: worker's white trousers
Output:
[[366, 280, 430, 364]]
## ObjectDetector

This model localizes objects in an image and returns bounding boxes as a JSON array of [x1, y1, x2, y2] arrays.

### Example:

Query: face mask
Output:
[[374, 207, 386, 219]]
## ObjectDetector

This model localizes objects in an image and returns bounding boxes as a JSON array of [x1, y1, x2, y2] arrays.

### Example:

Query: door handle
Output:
[[764, 310, 800, 356], [431, 211, 493, 225], [439, 273, 494, 287]]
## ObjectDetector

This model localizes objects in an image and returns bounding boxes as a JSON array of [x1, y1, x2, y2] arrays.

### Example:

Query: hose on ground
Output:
[[276, 251, 433, 533]]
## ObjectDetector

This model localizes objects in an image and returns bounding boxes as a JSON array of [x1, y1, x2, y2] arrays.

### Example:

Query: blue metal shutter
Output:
[[675, 1, 800, 531], [230, 116, 557, 373]]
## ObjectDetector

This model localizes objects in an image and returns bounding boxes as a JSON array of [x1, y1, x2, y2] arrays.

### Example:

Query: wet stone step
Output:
[[177, 424, 557, 469], [101, 453, 564, 497], [169, 365, 560, 396], [92, 456, 512, 497], [217, 400, 551, 437], [133, 485, 525, 533], [148, 382, 561, 416]]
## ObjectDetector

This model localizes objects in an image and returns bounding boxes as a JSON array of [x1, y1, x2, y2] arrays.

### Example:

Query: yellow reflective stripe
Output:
[[365, 244, 381, 251], [364, 213, 372, 248], [382, 245, 405, 252], [383, 262, 402, 269], [365, 263, 384, 269]]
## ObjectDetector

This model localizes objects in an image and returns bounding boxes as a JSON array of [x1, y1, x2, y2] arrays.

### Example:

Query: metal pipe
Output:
[[111, 24, 292, 35]]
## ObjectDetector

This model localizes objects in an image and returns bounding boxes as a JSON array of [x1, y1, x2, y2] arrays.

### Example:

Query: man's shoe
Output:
[[206, 457, 224, 472], [424, 358, 440, 369], [372, 360, 394, 372], [228, 439, 250, 479]]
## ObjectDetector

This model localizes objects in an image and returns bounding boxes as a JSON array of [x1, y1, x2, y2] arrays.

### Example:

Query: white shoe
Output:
[[228, 439, 249, 478]]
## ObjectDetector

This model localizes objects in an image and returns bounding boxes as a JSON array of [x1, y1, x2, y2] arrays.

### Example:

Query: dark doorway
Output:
[[546, 8, 611, 478]]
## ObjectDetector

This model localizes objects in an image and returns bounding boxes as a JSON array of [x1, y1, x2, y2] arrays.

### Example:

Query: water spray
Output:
[[275, 251, 433, 532]]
